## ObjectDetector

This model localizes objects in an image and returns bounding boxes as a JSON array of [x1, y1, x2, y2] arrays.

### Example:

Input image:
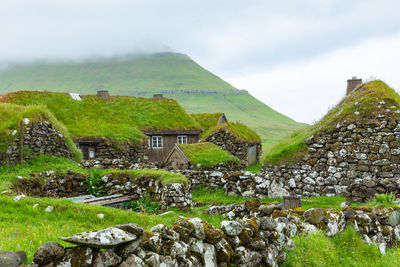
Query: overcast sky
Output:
[[1, 0, 400, 123]]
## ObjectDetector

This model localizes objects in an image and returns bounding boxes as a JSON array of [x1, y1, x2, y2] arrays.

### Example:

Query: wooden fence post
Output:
[[20, 120, 23, 163]]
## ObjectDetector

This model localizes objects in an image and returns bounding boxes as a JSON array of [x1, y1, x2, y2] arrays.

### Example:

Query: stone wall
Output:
[[80, 159, 156, 170], [13, 171, 192, 210], [78, 140, 148, 163], [27, 214, 292, 267], [262, 116, 400, 201], [205, 130, 261, 165], [0, 121, 74, 164], [207, 199, 400, 254]]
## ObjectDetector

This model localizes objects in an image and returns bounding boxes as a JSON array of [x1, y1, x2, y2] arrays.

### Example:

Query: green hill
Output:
[[0, 52, 307, 146]]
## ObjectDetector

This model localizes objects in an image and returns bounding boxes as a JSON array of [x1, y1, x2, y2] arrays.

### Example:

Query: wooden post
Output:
[[20, 120, 23, 163]]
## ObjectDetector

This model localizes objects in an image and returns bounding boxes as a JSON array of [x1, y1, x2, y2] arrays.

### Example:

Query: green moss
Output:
[[190, 113, 223, 139], [202, 122, 261, 142], [263, 80, 400, 165], [178, 142, 239, 167], [1, 91, 201, 145]]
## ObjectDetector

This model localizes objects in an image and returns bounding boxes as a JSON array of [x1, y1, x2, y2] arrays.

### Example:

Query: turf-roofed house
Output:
[[164, 142, 239, 169], [0, 91, 203, 164]]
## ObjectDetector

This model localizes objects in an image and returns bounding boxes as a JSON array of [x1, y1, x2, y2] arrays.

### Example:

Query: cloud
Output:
[[227, 33, 400, 124], [0, 0, 400, 123]]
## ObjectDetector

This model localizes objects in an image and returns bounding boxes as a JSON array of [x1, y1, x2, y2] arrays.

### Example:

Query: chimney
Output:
[[346, 77, 362, 95], [97, 90, 110, 100], [153, 94, 163, 99]]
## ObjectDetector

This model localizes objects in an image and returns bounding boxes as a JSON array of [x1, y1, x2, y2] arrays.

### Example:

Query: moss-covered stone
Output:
[[202, 221, 223, 244], [272, 210, 288, 219]]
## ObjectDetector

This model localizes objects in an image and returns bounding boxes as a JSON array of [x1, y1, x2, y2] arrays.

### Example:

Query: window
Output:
[[177, 135, 187, 144], [152, 136, 163, 148], [88, 147, 95, 159]]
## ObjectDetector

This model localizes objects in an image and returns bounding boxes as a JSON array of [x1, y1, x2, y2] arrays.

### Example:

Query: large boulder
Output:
[[303, 208, 327, 226], [384, 211, 400, 226], [33, 242, 64, 265], [59, 227, 137, 248], [0, 251, 27, 267], [220, 221, 243, 236]]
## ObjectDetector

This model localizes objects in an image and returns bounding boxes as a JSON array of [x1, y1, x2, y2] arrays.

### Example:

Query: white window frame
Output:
[[88, 147, 95, 159], [152, 136, 163, 149], [177, 135, 188, 144]]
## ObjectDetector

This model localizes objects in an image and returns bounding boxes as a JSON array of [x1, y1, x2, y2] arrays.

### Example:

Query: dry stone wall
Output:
[[12, 171, 192, 210], [205, 130, 261, 165], [262, 115, 400, 202], [0, 121, 74, 164], [26, 214, 292, 267], [79, 141, 148, 164], [207, 199, 400, 254]]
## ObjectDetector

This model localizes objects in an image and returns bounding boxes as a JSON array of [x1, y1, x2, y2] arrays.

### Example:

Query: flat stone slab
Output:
[[59, 227, 137, 248]]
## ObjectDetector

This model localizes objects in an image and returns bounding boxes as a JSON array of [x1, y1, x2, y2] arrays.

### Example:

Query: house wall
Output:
[[147, 134, 199, 163], [76, 139, 147, 163], [205, 130, 261, 166]]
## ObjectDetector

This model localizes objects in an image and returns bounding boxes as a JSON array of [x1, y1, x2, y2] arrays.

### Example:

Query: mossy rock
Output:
[[203, 221, 223, 244], [243, 218, 259, 236], [352, 206, 373, 213], [238, 227, 253, 246], [215, 238, 234, 264], [272, 210, 288, 219], [303, 208, 327, 226], [244, 198, 261, 211], [171, 223, 191, 244]]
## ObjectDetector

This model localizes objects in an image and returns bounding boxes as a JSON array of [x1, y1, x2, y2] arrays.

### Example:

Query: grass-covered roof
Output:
[[178, 142, 239, 167], [0, 91, 201, 145], [263, 80, 400, 164], [202, 122, 261, 143], [0, 103, 81, 160], [191, 112, 223, 138]]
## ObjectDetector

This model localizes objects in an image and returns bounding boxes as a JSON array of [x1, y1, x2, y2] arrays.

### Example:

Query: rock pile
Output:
[[1, 121, 73, 164], [207, 199, 400, 252], [27, 216, 292, 267]]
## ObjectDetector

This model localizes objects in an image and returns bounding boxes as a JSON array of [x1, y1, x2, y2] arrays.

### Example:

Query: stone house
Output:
[[1, 91, 203, 164], [204, 122, 262, 166]]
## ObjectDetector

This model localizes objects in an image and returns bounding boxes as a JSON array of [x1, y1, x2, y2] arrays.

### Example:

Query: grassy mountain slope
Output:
[[0, 52, 307, 146]]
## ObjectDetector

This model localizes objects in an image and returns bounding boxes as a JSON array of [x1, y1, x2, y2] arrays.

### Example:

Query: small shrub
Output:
[[125, 196, 161, 215], [85, 169, 105, 197], [375, 193, 396, 205]]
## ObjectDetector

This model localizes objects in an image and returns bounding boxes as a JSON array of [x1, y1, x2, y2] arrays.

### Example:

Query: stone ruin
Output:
[[0, 121, 74, 165]]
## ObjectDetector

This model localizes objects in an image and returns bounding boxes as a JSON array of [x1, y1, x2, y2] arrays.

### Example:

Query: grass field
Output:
[[0, 52, 307, 147], [1, 185, 399, 265]]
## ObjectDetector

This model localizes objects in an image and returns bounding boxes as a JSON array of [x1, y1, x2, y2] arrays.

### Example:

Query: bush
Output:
[[125, 196, 161, 215], [85, 169, 105, 197]]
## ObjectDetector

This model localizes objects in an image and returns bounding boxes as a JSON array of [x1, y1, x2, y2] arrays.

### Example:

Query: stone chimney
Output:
[[97, 90, 110, 100], [346, 77, 362, 95], [153, 94, 163, 99]]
